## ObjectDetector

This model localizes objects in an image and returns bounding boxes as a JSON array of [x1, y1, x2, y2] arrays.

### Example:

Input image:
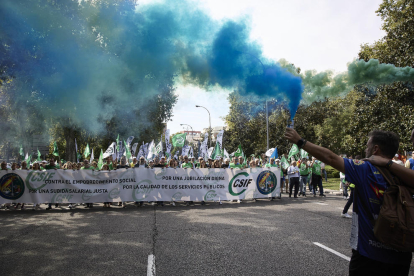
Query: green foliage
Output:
[[325, 165, 340, 178]]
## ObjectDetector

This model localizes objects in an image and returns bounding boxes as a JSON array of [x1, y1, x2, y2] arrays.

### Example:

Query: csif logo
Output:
[[204, 190, 217, 201], [25, 171, 56, 190], [176, 137, 184, 144], [228, 172, 253, 196], [171, 192, 186, 201]]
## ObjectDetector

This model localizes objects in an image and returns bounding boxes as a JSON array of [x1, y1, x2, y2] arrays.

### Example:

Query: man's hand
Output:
[[362, 155, 390, 166], [284, 128, 301, 144]]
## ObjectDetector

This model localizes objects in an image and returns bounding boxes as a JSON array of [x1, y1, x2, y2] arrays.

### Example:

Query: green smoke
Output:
[[302, 59, 414, 102]]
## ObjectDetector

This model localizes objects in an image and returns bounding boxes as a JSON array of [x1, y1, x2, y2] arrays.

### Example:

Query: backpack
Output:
[[356, 165, 414, 252]]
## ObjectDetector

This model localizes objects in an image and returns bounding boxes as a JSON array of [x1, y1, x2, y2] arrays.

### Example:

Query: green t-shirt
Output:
[[108, 163, 114, 170], [300, 163, 310, 175], [229, 163, 243, 169], [81, 166, 94, 170], [181, 162, 193, 169], [312, 162, 321, 176]]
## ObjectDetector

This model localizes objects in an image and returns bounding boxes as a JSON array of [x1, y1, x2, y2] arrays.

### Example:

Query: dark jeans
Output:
[[343, 188, 353, 214], [289, 177, 299, 197], [311, 175, 324, 195], [349, 249, 411, 276], [343, 184, 349, 197]]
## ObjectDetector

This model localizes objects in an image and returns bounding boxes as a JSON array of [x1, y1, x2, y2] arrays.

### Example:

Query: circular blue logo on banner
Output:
[[256, 170, 277, 195], [0, 173, 25, 200]]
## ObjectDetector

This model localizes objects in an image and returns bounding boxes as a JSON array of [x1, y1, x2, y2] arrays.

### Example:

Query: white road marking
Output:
[[313, 242, 350, 261], [147, 254, 156, 276], [315, 202, 328, 206]]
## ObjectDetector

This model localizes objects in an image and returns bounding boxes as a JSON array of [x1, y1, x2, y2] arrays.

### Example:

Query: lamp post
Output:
[[195, 105, 212, 148], [266, 100, 269, 151], [180, 123, 194, 137]]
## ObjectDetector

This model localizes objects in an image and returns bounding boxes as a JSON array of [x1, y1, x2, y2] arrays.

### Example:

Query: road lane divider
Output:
[[313, 242, 350, 261]]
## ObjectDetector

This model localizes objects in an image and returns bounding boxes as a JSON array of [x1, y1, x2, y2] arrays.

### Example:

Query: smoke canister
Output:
[[287, 119, 294, 129]]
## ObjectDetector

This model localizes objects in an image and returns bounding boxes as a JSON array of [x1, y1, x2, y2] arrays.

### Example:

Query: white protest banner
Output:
[[0, 168, 280, 204], [216, 129, 224, 151]]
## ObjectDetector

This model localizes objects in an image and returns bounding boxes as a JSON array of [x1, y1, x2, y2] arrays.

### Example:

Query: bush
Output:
[[325, 165, 340, 178]]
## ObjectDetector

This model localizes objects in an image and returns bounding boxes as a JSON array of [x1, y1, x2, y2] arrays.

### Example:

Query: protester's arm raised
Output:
[[285, 128, 345, 173], [363, 155, 414, 186]]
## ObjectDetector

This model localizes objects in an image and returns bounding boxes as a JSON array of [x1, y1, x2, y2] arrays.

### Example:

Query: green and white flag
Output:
[[131, 143, 138, 157], [155, 141, 163, 156], [19, 145, 24, 158], [147, 140, 155, 160], [172, 133, 186, 147], [89, 149, 94, 164], [37, 148, 41, 162], [188, 146, 194, 158], [288, 144, 299, 160], [165, 129, 172, 157], [234, 144, 244, 157], [216, 130, 224, 151], [25, 153, 31, 165], [116, 134, 120, 151], [280, 156, 289, 170], [84, 143, 90, 158], [210, 142, 222, 160], [97, 149, 104, 170], [53, 142, 59, 157], [223, 148, 230, 159], [182, 145, 190, 156], [300, 149, 309, 159], [75, 138, 79, 163], [103, 142, 116, 159], [124, 140, 132, 162]]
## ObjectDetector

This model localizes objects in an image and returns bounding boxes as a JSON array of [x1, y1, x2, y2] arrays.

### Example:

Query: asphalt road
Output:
[[1, 193, 413, 276]]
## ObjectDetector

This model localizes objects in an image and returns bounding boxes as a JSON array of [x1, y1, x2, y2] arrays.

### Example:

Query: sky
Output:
[[140, 0, 386, 134]]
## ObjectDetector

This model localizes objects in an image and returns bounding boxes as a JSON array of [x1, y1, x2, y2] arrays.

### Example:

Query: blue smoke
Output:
[[0, 0, 304, 132]]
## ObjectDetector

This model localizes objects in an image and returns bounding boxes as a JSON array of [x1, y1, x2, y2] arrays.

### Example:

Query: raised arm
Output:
[[285, 128, 345, 173], [363, 155, 414, 187]]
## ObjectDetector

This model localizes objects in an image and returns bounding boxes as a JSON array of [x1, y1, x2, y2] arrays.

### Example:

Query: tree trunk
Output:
[[64, 127, 76, 162]]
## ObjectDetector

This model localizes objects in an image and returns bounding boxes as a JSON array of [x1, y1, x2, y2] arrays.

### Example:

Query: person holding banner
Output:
[[130, 157, 138, 168], [229, 157, 242, 169], [181, 156, 193, 169], [139, 157, 147, 168], [221, 158, 230, 168], [199, 160, 207, 168]]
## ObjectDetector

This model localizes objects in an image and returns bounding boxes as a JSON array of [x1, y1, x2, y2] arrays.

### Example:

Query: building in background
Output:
[[179, 130, 202, 143], [202, 126, 225, 142]]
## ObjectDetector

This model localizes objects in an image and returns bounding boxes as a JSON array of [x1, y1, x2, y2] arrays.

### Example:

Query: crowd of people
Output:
[[0, 150, 333, 210]]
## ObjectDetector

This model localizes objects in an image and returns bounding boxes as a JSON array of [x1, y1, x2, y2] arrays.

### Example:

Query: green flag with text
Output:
[[172, 133, 186, 147], [288, 144, 299, 160]]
